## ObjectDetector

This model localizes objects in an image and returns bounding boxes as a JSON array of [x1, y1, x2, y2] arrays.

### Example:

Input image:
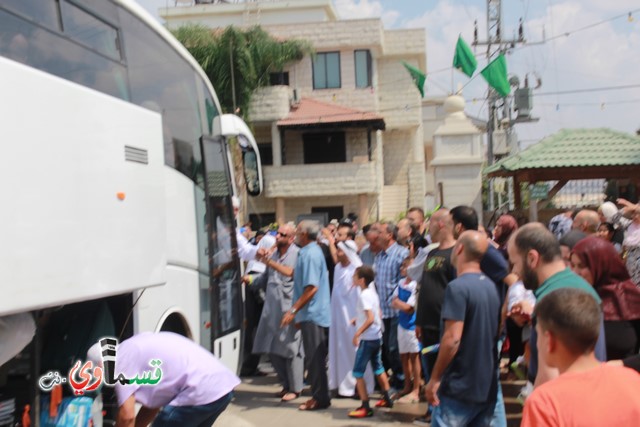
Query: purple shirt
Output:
[[114, 332, 240, 408]]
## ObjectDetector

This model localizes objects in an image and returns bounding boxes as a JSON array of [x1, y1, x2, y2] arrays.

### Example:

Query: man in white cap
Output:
[[328, 240, 374, 398]]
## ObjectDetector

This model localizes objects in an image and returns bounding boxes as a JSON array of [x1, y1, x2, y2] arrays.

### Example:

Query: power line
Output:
[[539, 98, 640, 107], [531, 83, 640, 97], [544, 8, 640, 42]]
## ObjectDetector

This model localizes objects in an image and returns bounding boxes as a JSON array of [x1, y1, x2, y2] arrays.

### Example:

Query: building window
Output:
[[303, 132, 346, 164], [312, 52, 340, 89], [354, 50, 372, 88], [311, 206, 344, 223], [269, 71, 289, 86], [257, 143, 273, 166]]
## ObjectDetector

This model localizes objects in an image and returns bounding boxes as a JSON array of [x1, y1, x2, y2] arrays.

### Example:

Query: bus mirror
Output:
[[242, 149, 260, 197], [212, 114, 263, 196]]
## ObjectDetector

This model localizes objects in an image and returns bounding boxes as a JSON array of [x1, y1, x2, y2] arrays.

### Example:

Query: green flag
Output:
[[402, 61, 426, 97], [453, 36, 477, 77], [481, 54, 510, 97]]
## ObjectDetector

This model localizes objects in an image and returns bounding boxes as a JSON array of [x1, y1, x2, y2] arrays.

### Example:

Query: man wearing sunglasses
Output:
[[253, 223, 304, 402]]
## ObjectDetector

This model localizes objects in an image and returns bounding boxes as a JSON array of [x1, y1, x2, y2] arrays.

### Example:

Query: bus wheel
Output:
[[159, 313, 191, 339]]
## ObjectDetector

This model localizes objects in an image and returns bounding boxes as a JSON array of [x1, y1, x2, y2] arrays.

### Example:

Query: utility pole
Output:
[[473, 0, 541, 212]]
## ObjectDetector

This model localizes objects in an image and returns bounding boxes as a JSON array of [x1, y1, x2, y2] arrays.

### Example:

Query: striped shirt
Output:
[[374, 242, 409, 318]]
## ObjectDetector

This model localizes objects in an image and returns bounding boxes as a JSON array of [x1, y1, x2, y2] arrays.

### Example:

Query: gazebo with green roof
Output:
[[484, 128, 640, 214]]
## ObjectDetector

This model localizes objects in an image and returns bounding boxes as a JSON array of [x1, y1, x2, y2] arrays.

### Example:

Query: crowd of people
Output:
[[234, 200, 640, 426]]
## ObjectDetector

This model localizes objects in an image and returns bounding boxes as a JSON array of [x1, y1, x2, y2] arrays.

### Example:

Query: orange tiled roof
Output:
[[277, 98, 385, 130]]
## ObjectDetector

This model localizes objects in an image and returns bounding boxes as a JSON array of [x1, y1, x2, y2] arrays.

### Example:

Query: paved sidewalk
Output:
[[217, 373, 428, 427]]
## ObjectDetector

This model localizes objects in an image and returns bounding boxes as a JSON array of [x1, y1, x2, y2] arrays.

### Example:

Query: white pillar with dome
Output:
[[430, 95, 484, 222]]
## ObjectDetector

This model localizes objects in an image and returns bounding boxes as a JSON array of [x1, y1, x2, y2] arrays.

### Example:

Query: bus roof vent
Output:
[[124, 145, 148, 164]]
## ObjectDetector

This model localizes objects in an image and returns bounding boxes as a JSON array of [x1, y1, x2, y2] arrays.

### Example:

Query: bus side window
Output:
[[1, 0, 60, 30], [0, 8, 129, 101], [59, 0, 121, 60]]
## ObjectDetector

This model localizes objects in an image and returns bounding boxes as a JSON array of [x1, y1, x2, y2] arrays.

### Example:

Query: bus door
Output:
[[199, 135, 243, 372]]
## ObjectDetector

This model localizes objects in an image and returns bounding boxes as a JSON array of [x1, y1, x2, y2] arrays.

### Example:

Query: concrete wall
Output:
[[433, 134, 483, 161], [435, 164, 483, 218], [249, 86, 292, 122], [380, 185, 408, 220], [266, 19, 384, 51], [383, 28, 427, 57], [263, 162, 377, 198], [382, 128, 416, 186], [377, 58, 422, 129], [424, 145, 436, 194], [422, 99, 447, 146], [161, 0, 337, 29], [408, 162, 426, 208], [248, 194, 378, 224]]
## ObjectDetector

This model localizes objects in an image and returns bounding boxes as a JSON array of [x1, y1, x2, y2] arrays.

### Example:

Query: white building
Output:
[[162, 0, 426, 225]]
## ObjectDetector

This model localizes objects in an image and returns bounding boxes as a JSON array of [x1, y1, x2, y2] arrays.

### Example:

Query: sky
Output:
[[137, 0, 640, 147]]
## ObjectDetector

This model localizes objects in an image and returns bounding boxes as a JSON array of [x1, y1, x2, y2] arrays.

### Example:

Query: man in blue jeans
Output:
[[425, 231, 502, 427], [374, 221, 409, 389], [88, 332, 239, 427], [449, 206, 511, 427]]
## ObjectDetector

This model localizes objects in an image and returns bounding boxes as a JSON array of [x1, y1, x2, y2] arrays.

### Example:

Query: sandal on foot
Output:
[[281, 392, 300, 402], [274, 389, 288, 398], [298, 398, 330, 411]]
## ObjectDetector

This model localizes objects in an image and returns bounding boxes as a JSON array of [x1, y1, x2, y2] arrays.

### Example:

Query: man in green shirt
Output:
[[507, 223, 606, 388]]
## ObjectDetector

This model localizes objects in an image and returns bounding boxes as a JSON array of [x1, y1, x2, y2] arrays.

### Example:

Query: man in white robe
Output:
[[328, 240, 373, 397]]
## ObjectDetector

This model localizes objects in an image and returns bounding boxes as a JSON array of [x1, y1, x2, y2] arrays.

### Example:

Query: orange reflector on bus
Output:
[[117, 192, 126, 200]]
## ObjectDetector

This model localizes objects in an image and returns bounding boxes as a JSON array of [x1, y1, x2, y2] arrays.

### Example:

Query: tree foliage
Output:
[[172, 25, 312, 119]]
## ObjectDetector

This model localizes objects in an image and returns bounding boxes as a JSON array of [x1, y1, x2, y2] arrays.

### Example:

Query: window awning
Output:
[[277, 97, 385, 131]]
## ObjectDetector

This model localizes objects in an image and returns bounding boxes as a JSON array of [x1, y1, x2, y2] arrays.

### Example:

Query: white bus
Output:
[[0, 0, 261, 416]]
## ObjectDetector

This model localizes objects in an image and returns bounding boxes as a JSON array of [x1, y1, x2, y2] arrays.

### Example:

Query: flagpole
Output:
[[451, 67, 454, 95]]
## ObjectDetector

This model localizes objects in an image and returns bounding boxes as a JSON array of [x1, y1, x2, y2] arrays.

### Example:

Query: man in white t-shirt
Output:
[[348, 266, 394, 418]]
